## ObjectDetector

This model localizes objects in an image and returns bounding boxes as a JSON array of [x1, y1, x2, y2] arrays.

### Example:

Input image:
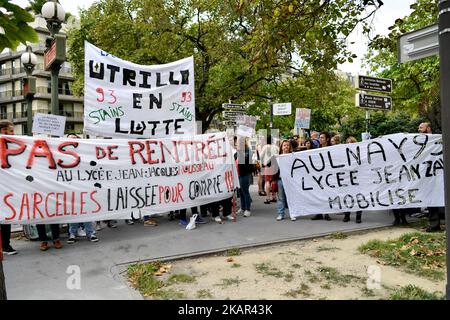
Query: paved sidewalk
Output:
[[3, 186, 399, 300]]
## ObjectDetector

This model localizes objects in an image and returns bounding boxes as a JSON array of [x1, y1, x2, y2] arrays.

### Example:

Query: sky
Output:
[[11, 0, 415, 75]]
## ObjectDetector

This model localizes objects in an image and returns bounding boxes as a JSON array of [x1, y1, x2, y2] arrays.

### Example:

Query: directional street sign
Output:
[[398, 23, 438, 63], [223, 120, 237, 127], [356, 93, 392, 110], [222, 103, 246, 110], [357, 75, 392, 94], [223, 110, 246, 119]]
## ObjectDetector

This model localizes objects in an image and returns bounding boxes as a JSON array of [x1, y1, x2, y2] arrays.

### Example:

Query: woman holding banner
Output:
[[276, 140, 296, 221], [311, 132, 332, 221], [342, 136, 362, 223]]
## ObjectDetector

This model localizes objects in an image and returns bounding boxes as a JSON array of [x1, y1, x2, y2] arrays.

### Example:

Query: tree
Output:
[[67, 0, 382, 131], [0, 0, 39, 51], [364, 0, 440, 129]]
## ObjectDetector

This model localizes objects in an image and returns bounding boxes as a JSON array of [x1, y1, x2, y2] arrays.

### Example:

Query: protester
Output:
[[418, 122, 445, 232], [0, 121, 17, 255], [236, 136, 254, 217], [304, 138, 314, 150], [276, 140, 296, 221], [65, 134, 99, 244], [392, 208, 409, 226], [260, 136, 279, 204], [310, 131, 320, 149], [342, 136, 362, 223], [255, 140, 265, 196], [311, 132, 332, 221], [37, 224, 62, 251], [331, 134, 341, 145]]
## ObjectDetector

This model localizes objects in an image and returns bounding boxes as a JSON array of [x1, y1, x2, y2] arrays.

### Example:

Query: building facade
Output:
[[0, 14, 83, 135]]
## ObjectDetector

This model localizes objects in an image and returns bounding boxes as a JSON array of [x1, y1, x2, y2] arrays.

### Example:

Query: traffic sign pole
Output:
[[438, 0, 450, 300]]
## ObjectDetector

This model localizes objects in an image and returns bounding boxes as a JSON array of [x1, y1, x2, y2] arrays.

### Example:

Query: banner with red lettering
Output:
[[278, 133, 444, 217], [0, 132, 238, 224]]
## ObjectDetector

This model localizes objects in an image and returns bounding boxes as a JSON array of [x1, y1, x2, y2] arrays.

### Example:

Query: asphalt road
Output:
[[3, 185, 398, 300]]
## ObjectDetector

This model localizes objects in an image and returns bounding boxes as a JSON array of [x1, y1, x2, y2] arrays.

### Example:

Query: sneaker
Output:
[[276, 215, 284, 221], [195, 216, 206, 224], [179, 219, 188, 226], [236, 209, 243, 215], [243, 210, 251, 217], [214, 216, 222, 223], [77, 228, 87, 237], [225, 215, 235, 221], [67, 234, 76, 244], [144, 219, 157, 226], [40, 242, 49, 251], [95, 222, 103, 231], [290, 217, 297, 221], [53, 240, 62, 249], [3, 245, 17, 255], [107, 221, 117, 228], [89, 235, 99, 242], [125, 219, 134, 225]]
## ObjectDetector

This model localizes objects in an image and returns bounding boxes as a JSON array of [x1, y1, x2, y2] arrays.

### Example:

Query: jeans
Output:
[[239, 175, 252, 211], [277, 179, 287, 217], [69, 222, 95, 237]]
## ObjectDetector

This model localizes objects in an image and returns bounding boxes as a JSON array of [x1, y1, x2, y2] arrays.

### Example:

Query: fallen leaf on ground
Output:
[[227, 257, 234, 262]]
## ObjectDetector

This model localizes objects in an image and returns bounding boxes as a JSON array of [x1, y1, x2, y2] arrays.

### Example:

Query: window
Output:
[[66, 122, 75, 131], [0, 63, 6, 76], [0, 105, 7, 119], [21, 102, 27, 117], [60, 102, 74, 117]]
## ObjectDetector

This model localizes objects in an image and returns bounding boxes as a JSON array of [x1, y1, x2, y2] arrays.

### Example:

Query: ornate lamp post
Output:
[[20, 46, 37, 136], [41, 0, 66, 116]]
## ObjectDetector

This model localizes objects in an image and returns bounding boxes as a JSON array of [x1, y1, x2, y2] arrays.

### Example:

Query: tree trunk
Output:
[[0, 260, 6, 300]]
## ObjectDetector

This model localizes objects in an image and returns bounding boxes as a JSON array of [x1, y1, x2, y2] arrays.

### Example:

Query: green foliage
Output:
[[29, 0, 47, 15], [0, 0, 39, 51], [338, 111, 428, 140], [389, 285, 444, 300], [359, 231, 446, 280], [364, 0, 440, 130], [67, 0, 382, 131]]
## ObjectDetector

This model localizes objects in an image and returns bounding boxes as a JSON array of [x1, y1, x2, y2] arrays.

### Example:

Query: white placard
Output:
[[273, 103, 292, 116], [32, 113, 67, 137], [0, 132, 239, 224], [278, 133, 443, 217], [236, 115, 257, 138], [84, 41, 196, 138]]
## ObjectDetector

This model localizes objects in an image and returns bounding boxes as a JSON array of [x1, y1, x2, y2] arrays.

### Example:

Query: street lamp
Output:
[[41, 0, 66, 116], [20, 45, 37, 136]]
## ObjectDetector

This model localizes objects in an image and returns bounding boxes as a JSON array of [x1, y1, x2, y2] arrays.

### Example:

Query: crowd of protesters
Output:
[[0, 120, 445, 256]]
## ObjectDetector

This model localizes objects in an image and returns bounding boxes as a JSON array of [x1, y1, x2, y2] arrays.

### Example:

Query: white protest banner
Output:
[[84, 42, 195, 138], [236, 115, 257, 138], [0, 132, 238, 224], [32, 113, 67, 137], [295, 108, 311, 129], [278, 133, 443, 217]]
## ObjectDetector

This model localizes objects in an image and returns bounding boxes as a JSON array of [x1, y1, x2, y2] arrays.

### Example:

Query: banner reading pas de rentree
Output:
[[84, 41, 195, 138], [278, 133, 444, 217], [0, 132, 238, 224]]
